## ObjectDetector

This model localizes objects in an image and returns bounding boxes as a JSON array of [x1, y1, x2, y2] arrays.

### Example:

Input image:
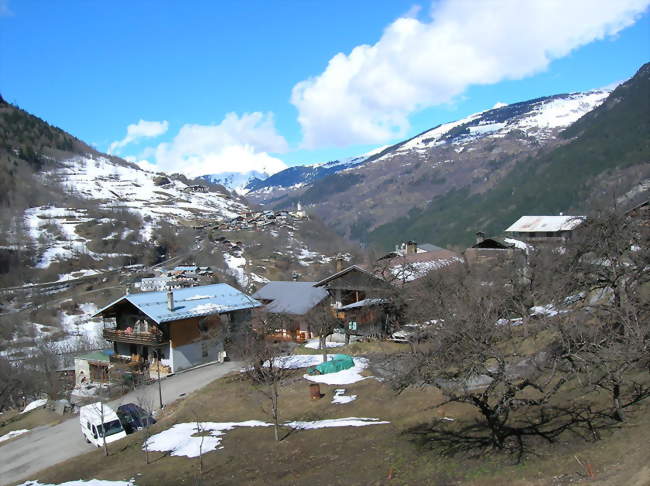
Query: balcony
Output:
[[102, 329, 167, 345]]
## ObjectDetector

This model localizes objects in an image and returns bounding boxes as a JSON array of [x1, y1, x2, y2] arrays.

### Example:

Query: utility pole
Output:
[[157, 350, 163, 409]]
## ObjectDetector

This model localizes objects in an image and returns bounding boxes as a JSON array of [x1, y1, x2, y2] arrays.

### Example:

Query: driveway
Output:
[[0, 361, 241, 486]]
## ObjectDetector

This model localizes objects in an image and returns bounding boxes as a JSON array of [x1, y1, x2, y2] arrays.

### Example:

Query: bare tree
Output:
[[395, 268, 569, 456], [191, 410, 207, 483], [304, 306, 341, 362], [242, 316, 292, 442], [550, 207, 650, 422], [137, 394, 156, 465]]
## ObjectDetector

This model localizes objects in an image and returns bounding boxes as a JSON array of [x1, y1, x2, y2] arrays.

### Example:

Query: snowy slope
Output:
[[247, 89, 610, 197], [383, 89, 611, 160], [51, 155, 246, 221]]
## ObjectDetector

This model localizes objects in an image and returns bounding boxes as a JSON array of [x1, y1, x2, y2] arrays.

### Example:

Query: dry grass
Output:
[[12, 362, 650, 486], [0, 407, 66, 439]]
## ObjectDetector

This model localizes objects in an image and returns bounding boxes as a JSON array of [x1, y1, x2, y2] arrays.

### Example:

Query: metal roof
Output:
[[505, 215, 585, 233], [252, 281, 329, 315], [95, 283, 261, 324]]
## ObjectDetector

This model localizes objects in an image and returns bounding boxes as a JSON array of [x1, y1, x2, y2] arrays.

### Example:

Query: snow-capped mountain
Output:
[[247, 89, 610, 199], [245, 87, 614, 241], [243, 146, 389, 195], [375, 89, 610, 161]]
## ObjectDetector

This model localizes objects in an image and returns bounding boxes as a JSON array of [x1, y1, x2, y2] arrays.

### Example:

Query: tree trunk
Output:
[[271, 382, 280, 441], [320, 335, 328, 363], [613, 383, 625, 422]]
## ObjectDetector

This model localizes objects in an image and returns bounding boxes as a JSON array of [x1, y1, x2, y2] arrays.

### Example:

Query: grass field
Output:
[[12, 351, 650, 486]]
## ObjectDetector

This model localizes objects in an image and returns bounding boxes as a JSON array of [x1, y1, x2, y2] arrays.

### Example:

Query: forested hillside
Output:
[[367, 63, 650, 249]]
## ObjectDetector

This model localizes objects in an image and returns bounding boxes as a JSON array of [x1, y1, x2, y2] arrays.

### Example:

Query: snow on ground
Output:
[[57, 303, 102, 349], [223, 253, 249, 288], [145, 420, 269, 458], [304, 338, 345, 349], [18, 480, 136, 486], [0, 429, 29, 443], [303, 357, 372, 385], [287, 417, 388, 429], [331, 389, 357, 404], [21, 399, 47, 414], [57, 269, 101, 282], [265, 354, 330, 369], [145, 418, 389, 457]]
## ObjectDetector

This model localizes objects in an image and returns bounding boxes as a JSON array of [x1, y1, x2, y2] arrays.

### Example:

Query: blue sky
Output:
[[1, 0, 649, 177]]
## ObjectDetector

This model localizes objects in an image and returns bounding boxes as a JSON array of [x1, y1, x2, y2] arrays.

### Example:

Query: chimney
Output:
[[335, 255, 345, 272], [476, 231, 486, 244], [406, 241, 417, 255], [167, 290, 174, 311]]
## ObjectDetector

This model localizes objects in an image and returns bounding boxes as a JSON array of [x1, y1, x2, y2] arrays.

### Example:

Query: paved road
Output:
[[0, 361, 241, 486]]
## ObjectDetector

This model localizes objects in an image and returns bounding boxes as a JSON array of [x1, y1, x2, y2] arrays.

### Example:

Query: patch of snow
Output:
[[184, 295, 212, 301], [145, 418, 388, 458], [0, 429, 29, 443], [223, 253, 249, 288], [304, 339, 345, 350], [331, 389, 357, 404], [303, 357, 371, 385], [145, 420, 269, 458], [21, 399, 47, 414], [190, 303, 227, 314], [286, 417, 388, 429], [266, 354, 331, 369]]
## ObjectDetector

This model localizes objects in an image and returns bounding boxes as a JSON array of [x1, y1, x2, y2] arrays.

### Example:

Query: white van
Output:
[[80, 402, 127, 447]]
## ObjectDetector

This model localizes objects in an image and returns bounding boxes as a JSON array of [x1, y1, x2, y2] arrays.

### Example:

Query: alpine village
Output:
[[0, 3, 649, 486]]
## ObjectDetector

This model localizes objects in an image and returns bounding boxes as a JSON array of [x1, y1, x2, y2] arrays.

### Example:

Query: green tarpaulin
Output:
[[307, 354, 355, 375]]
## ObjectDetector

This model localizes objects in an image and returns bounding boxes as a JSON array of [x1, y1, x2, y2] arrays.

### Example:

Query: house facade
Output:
[[94, 283, 260, 374], [314, 265, 394, 339], [252, 281, 330, 341]]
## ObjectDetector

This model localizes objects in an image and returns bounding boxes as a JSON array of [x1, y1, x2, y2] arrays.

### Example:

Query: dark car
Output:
[[116, 403, 156, 434]]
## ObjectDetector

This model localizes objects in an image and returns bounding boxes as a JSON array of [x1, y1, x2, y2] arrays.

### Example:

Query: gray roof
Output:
[[95, 283, 261, 324], [252, 281, 329, 315], [419, 243, 445, 252]]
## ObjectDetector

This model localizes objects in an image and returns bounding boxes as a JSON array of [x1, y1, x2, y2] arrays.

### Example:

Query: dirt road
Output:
[[0, 361, 241, 486]]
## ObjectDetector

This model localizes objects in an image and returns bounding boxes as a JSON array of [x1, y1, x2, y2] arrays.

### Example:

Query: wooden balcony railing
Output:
[[102, 329, 166, 345]]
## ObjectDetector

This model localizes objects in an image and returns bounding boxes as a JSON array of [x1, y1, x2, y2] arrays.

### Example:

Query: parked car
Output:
[[80, 402, 127, 447], [116, 403, 156, 434]]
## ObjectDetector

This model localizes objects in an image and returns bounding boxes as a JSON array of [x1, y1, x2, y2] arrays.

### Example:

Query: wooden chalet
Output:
[[94, 284, 260, 375]]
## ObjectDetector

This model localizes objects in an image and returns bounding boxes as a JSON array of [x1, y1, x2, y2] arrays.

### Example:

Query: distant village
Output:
[[191, 202, 308, 232]]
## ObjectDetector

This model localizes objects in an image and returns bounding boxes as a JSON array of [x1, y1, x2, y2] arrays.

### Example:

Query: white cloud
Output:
[[291, 0, 650, 148], [109, 119, 169, 154], [145, 112, 288, 177]]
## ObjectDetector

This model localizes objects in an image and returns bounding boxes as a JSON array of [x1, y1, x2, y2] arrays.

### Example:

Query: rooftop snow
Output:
[[505, 215, 585, 233]]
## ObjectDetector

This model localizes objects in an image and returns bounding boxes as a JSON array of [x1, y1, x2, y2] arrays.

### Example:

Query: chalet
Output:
[[94, 284, 261, 375], [314, 265, 394, 338], [505, 215, 585, 245], [464, 232, 526, 271], [252, 281, 330, 341]]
